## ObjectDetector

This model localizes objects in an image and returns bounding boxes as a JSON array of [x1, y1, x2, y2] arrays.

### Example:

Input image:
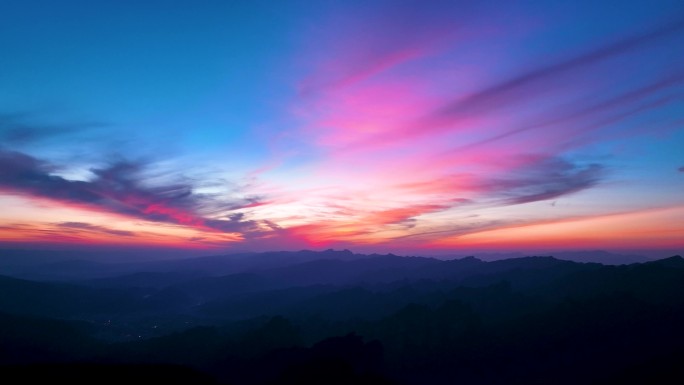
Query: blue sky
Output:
[[1, 0, 683, 254]]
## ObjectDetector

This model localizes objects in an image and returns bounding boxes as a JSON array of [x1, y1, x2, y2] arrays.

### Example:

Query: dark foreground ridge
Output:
[[1, 250, 683, 384]]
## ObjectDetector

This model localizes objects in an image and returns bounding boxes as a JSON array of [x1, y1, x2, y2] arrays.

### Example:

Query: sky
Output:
[[1, 0, 683, 257]]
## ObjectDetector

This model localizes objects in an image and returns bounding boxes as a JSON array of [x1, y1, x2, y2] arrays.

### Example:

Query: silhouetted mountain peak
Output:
[[453, 256, 483, 264], [489, 255, 567, 269], [546, 250, 649, 264], [647, 255, 684, 268]]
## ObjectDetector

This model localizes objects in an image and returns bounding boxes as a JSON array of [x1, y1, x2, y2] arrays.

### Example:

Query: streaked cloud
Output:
[[57, 221, 135, 237], [0, 149, 263, 235]]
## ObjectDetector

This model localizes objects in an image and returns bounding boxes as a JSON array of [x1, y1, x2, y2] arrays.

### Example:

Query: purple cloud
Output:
[[0, 149, 263, 234], [479, 157, 605, 205], [437, 18, 684, 120], [57, 222, 135, 237]]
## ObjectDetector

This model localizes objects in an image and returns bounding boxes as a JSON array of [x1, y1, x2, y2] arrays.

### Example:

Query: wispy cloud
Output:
[[348, 18, 684, 150], [299, 0, 478, 95], [0, 149, 264, 235], [483, 157, 605, 205], [435, 18, 684, 119], [0, 113, 105, 145], [57, 221, 135, 237]]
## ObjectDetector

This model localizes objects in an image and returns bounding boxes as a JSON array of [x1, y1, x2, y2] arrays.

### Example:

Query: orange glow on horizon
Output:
[[428, 205, 684, 250]]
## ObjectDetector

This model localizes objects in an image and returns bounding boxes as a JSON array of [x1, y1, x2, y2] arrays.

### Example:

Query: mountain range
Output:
[[1, 249, 683, 384]]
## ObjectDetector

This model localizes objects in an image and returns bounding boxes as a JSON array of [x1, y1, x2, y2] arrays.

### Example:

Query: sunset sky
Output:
[[1, 0, 683, 256]]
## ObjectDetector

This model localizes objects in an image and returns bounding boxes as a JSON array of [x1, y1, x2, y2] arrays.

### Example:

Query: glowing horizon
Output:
[[1, 1, 683, 256]]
